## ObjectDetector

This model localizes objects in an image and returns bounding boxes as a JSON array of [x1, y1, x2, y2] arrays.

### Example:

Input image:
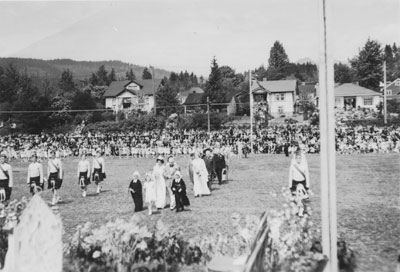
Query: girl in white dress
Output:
[[143, 172, 157, 215], [191, 152, 211, 197], [153, 156, 167, 209]]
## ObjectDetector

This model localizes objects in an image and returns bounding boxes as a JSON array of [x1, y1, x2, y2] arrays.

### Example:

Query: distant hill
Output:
[[0, 58, 171, 81]]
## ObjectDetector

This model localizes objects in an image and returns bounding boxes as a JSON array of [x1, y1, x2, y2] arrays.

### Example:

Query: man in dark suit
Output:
[[213, 147, 226, 185], [203, 148, 214, 191]]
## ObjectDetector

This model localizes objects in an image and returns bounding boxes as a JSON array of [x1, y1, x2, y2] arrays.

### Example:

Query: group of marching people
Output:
[[127, 145, 227, 215], [0, 149, 106, 205]]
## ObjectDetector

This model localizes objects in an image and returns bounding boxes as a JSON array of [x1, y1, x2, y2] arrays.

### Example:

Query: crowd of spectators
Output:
[[0, 122, 399, 161]]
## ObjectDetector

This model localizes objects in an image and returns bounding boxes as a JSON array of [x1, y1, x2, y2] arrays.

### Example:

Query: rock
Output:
[[2, 194, 63, 272]]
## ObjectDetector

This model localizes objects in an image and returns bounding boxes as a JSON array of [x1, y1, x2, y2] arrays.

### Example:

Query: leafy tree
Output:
[[267, 41, 289, 80], [0, 64, 19, 103], [71, 90, 97, 111], [155, 83, 181, 116], [58, 69, 77, 95], [350, 39, 383, 91], [126, 69, 136, 80], [253, 66, 268, 81], [142, 68, 153, 79], [334, 62, 354, 84]]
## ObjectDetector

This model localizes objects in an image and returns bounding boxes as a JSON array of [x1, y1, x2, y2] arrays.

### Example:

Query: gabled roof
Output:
[[134, 79, 162, 95], [250, 79, 297, 94], [258, 79, 297, 93], [104, 80, 132, 97], [386, 78, 400, 95], [316, 83, 381, 97], [184, 93, 204, 105], [104, 79, 162, 98], [179, 87, 204, 97]]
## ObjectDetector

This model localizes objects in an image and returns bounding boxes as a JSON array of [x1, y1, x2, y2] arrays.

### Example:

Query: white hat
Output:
[[174, 171, 182, 178], [156, 155, 164, 162], [133, 171, 140, 179]]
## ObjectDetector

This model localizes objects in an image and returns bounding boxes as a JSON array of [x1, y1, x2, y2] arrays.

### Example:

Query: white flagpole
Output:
[[318, 0, 338, 271], [249, 70, 253, 152]]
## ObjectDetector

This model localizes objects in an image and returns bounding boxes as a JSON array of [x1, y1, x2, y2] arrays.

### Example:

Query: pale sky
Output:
[[0, 0, 399, 77]]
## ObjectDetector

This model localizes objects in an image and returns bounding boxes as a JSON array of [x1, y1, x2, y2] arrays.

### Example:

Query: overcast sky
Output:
[[0, 0, 399, 76]]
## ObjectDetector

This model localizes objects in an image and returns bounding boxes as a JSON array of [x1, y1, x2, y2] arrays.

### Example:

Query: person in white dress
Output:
[[153, 156, 167, 209], [143, 172, 157, 215], [191, 152, 211, 197]]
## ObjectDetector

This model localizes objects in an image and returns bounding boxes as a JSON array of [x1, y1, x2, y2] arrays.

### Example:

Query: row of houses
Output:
[[103, 77, 399, 118]]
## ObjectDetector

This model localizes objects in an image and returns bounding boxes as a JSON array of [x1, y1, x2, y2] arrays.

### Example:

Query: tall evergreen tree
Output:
[[267, 41, 289, 80], [126, 68, 136, 80], [204, 57, 223, 104], [96, 65, 109, 86], [108, 68, 116, 85], [350, 39, 383, 91], [89, 73, 98, 86], [142, 68, 153, 79]]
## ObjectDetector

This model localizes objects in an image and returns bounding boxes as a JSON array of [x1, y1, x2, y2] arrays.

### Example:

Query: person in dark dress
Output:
[[213, 147, 226, 185], [171, 171, 190, 212], [203, 148, 215, 191], [129, 171, 143, 212]]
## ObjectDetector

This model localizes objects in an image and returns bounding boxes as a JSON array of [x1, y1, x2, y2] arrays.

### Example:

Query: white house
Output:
[[251, 79, 297, 118], [104, 79, 161, 113], [316, 83, 381, 110]]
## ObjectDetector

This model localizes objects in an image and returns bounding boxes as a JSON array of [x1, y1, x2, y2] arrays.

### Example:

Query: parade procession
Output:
[[0, 1, 399, 272]]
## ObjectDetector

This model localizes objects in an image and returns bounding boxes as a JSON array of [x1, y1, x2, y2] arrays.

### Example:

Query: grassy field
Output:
[[9, 153, 399, 272]]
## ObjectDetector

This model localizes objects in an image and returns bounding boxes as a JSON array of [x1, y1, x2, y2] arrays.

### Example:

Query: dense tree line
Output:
[[0, 65, 113, 133]]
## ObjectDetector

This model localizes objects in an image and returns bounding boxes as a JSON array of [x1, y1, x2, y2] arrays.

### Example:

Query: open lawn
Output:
[[9, 153, 399, 272]]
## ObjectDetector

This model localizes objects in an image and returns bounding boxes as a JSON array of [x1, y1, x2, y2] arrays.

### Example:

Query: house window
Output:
[[275, 93, 285, 101], [363, 96, 373, 106], [122, 98, 132, 109], [395, 80, 400, 86], [278, 106, 284, 114]]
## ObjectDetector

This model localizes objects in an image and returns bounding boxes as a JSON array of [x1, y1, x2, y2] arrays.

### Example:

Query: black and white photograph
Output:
[[0, 1, 399, 271]]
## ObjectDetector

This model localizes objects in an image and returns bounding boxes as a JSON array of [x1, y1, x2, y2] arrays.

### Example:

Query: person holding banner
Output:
[[92, 149, 106, 194], [77, 152, 91, 197], [0, 154, 13, 202], [27, 154, 43, 195], [47, 150, 63, 205]]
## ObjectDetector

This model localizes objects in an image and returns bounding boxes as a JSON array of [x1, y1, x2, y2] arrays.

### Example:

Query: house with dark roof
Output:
[[104, 79, 162, 113], [178, 87, 204, 104], [384, 78, 400, 99], [316, 83, 381, 110], [250, 79, 298, 118], [183, 90, 238, 115]]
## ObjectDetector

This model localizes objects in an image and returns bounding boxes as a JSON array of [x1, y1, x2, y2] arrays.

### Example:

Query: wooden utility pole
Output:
[[249, 70, 254, 152], [383, 61, 387, 124], [318, 0, 338, 271], [207, 96, 210, 133], [150, 66, 156, 115]]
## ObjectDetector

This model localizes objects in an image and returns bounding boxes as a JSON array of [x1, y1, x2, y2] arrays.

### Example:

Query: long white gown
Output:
[[153, 164, 166, 208], [192, 157, 211, 196]]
